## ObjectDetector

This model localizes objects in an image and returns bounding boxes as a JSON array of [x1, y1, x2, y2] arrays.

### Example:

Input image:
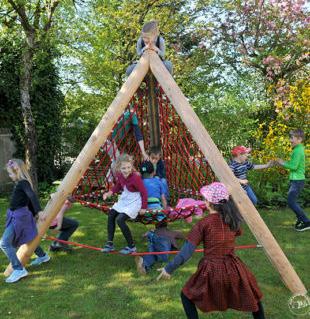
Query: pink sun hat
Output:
[[200, 182, 229, 204]]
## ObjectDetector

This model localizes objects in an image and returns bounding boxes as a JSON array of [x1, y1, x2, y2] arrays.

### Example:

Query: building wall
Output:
[[0, 129, 15, 193]]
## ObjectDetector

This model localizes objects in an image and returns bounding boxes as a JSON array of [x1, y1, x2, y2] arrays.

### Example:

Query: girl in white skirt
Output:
[[102, 154, 148, 254]]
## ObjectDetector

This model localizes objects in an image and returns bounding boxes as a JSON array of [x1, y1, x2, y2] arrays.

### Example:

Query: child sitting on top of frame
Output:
[[126, 20, 173, 76]]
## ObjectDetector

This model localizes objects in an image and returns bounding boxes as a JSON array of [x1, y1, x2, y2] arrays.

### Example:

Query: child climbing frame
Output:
[[73, 79, 215, 215], [5, 51, 307, 298]]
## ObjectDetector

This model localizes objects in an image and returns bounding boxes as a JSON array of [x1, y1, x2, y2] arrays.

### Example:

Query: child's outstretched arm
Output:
[[254, 160, 273, 170], [132, 116, 148, 160], [137, 140, 149, 161], [157, 240, 196, 281], [102, 190, 113, 201], [277, 150, 302, 171]]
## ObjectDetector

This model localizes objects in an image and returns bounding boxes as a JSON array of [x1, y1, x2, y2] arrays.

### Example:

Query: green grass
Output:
[[0, 197, 309, 319]]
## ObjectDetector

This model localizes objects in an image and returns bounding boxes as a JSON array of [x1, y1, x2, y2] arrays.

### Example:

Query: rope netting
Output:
[[73, 78, 215, 224]]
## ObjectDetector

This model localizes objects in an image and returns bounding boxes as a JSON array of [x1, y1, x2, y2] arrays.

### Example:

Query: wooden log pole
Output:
[[4, 53, 150, 276], [149, 51, 307, 295], [146, 72, 161, 148]]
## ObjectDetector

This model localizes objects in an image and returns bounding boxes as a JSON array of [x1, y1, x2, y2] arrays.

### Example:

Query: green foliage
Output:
[[30, 43, 65, 182], [38, 181, 59, 201], [1, 1, 308, 207], [0, 34, 65, 183], [58, 0, 211, 149], [0, 35, 25, 157]]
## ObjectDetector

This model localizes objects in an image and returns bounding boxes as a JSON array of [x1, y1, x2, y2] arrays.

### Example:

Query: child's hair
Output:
[[140, 160, 154, 177], [114, 153, 134, 172], [142, 21, 159, 37], [155, 222, 168, 229], [149, 145, 162, 156], [67, 195, 76, 203], [211, 197, 243, 232], [289, 129, 305, 141], [6, 159, 34, 189]]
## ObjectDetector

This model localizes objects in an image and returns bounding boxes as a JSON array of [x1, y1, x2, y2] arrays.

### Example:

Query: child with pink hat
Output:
[[157, 182, 266, 319]]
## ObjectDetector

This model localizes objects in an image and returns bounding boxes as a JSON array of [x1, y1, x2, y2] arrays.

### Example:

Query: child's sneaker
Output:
[[295, 220, 302, 228], [295, 221, 310, 232], [135, 256, 146, 275], [30, 253, 50, 266], [5, 268, 28, 283], [119, 246, 137, 255], [102, 242, 115, 253], [50, 241, 72, 252]]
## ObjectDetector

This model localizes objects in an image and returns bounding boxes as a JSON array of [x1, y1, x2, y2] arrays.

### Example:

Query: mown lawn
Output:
[[0, 197, 309, 319]]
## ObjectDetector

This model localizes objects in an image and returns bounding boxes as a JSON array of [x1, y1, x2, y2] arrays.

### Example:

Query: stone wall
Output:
[[0, 129, 15, 193]]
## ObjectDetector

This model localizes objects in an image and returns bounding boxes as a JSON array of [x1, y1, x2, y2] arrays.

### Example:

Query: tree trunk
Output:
[[20, 33, 38, 192]]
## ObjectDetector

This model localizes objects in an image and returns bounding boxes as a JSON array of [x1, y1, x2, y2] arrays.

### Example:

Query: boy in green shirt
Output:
[[276, 129, 309, 232]]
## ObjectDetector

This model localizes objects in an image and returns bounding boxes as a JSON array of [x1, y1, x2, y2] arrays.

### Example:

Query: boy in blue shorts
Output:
[[276, 129, 310, 232]]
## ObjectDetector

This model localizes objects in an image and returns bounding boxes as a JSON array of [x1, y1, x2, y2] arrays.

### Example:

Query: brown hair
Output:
[[114, 153, 134, 172], [142, 21, 159, 37], [289, 129, 305, 141], [149, 145, 162, 156]]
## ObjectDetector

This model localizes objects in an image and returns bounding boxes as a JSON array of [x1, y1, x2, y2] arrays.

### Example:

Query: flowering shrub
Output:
[[251, 79, 309, 206]]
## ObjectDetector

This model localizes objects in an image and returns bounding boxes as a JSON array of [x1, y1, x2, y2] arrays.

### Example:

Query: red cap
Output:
[[231, 145, 251, 156]]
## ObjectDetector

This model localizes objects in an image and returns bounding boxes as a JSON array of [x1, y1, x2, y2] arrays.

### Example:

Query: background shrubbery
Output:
[[0, 1, 308, 207]]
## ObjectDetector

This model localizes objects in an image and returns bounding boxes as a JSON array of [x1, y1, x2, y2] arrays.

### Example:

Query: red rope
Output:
[[45, 236, 262, 256]]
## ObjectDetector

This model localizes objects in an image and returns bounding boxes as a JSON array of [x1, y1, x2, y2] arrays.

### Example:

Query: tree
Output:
[[0, 32, 64, 184], [202, 0, 309, 83], [58, 0, 212, 151], [1, 0, 62, 191]]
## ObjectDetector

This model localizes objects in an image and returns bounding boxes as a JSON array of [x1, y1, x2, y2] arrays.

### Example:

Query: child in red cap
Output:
[[229, 145, 272, 205], [157, 182, 266, 319]]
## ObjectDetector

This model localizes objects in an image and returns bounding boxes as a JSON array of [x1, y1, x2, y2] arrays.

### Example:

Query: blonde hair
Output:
[[114, 154, 134, 173], [141, 20, 159, 37], [6, 158, 34, 189]]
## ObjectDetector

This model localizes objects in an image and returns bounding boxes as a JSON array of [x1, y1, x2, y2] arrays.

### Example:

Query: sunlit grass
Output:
[[0, 197, 309, 319]]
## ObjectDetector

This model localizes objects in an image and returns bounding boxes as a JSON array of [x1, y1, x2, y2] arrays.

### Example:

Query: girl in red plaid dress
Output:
[[157, 182, 265, 319]]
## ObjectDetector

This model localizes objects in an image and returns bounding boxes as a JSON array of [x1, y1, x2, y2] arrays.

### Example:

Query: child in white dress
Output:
[[102, 154, 147, 254]]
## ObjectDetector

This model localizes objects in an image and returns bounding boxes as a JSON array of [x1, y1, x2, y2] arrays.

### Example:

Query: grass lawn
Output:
[[0, 197, 309, 319]]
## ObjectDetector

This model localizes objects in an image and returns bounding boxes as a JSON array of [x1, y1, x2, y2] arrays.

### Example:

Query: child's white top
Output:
[[112, 186, 142, 218]]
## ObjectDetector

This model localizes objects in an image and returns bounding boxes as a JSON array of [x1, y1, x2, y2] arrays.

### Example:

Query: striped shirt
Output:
[[229, 160, 254, 188]]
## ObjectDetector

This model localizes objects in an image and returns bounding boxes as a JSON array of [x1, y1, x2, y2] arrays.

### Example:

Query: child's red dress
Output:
[[182, 213, 263, 313]]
